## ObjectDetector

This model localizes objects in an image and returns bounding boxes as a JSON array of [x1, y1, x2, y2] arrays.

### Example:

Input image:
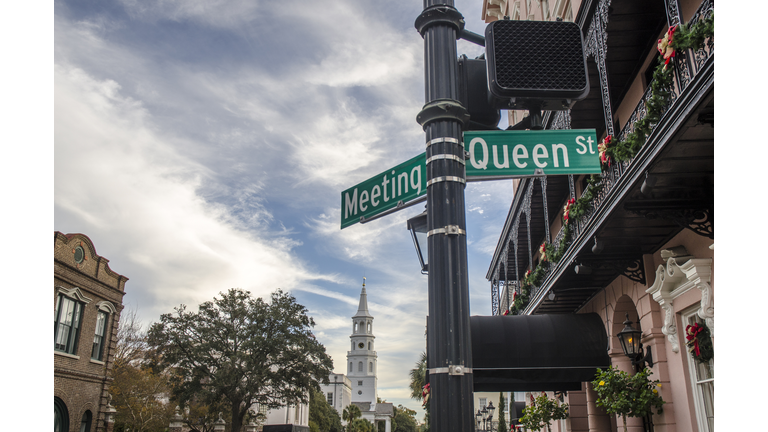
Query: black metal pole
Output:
[[415, 2, 473, 432]]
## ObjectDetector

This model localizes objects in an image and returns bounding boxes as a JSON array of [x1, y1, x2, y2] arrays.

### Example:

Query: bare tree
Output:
[[110, 306, 174, 431], [114, 306, 148, 369]]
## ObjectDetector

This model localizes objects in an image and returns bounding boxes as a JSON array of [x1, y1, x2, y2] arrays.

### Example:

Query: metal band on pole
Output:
[[429, 366, 473, 375], [427, 176, 466, 187], [425, 137, 462, 148], [427, 226, 467, 237], [426, 154, 465, 165]]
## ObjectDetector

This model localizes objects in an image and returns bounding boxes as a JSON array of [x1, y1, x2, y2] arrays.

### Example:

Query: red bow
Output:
[[686, 323, 704, 356]]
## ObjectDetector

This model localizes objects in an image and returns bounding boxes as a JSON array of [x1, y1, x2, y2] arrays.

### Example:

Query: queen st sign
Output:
[[341, 129, 600, 228], [465, 129, 601, 179]]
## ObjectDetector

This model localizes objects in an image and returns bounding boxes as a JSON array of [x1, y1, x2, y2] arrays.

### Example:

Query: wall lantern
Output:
[[406, 209, 429, 275], [616, 313, 653, 367]]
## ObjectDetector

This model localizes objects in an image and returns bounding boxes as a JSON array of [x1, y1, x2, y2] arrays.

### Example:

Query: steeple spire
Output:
[[354, 277, 373, 318]]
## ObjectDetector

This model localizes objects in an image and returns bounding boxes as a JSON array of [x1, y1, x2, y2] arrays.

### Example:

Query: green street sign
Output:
[[340, 129, 600, 229], [341, 152, 427, 229], [464, 129, 601, 179]]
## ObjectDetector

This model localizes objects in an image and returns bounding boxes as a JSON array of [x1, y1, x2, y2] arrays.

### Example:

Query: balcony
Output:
[[487, 0, 714, 316]]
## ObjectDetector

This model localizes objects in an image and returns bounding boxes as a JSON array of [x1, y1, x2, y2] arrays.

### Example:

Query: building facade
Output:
[[55, 232, 126, 432], [322, 373, 352, 418], [347, 280, 378, 407], [319, 279, 393, 432], [480, 0, 713, 431]]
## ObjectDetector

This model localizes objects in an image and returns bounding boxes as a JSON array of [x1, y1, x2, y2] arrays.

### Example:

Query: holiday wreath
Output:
[[685, 322, 713, 363]]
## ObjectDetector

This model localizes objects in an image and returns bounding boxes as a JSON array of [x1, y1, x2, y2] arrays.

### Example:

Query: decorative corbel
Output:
[[646, 252, 713, 353], [679, 258, 714, 337]]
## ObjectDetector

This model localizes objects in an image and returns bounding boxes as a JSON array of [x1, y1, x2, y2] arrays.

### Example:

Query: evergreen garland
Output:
[[508, 15, 713, 315]]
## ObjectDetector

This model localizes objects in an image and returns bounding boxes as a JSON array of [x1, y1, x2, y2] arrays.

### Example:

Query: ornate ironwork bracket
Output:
[[615, 258, 645, 285], [580, 256, 646, 285], [626, 205, 713, 239]]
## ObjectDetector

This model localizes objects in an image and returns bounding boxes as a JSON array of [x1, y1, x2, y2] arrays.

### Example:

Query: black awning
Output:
[[470, 313, 610, 392]]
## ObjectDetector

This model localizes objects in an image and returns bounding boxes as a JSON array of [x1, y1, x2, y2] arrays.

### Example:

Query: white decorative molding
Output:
[[679, 259, 714, 336], [56, 286, 93, 304], [646, 255, 713, 353], [96, 300, 117, 314]]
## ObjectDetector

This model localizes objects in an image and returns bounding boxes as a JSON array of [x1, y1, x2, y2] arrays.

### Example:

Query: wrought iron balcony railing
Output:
[[495, 0, 714, 314]]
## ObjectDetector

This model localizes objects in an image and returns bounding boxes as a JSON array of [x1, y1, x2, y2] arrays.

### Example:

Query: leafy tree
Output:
[[392, 405, 418, 432], [309, 386, 342, 432], [343, 404, 362, 425], [591, 367, 664, 432], [496, 393, 507, 432], [519, 393, 568, 432], [408, 352, 428, 432], [408, 353, 427, 400], [147, 289, 334, 432], [180, 394, 234, 432], [111, 363, 176, 432], [348, 418, 375, 432]]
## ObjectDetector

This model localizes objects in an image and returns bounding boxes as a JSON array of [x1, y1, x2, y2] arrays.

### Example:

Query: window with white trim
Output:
[[682, 308, 714, 432], [91, 310, 109, 360], [327, 392, 333, 405], [55, 294, 84, 354]]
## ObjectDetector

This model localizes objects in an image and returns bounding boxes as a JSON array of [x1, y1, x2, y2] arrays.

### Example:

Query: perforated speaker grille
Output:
[[486, 20, 588, 101]]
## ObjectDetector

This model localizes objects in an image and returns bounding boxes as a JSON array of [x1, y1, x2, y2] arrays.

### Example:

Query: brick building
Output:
[[54, 232, 126, 432]]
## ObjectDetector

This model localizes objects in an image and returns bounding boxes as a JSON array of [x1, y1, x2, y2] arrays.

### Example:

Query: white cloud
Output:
[[54, 64, 330, 320], [118, 0, 263, 28]]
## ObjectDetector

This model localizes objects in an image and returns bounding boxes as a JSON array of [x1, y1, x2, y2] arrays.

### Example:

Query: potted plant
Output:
[[591, 366, 664, 432]]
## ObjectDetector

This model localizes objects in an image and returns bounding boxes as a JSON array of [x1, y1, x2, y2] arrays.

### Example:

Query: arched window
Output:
[[349, 362, 353, 372], [80, 410, 92, 432], [91, 311, 109, 361], [368, 342, 371, 350], [369, 362, 373, 372], [367, 322, 371, 333], [55, 397, 69, 432], [358, 361, 363, 372], [354, 322, 358, 332]]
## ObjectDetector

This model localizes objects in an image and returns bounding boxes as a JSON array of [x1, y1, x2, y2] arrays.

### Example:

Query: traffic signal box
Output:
[[459, 19, 590, 131]]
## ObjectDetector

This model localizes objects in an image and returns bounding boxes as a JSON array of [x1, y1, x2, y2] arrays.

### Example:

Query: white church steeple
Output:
[[347, 277, 377, 405]]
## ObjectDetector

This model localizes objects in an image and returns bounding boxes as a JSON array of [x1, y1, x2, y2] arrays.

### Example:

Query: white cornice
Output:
[[646, 256, 713, 353], [57, 286, 93, 304]]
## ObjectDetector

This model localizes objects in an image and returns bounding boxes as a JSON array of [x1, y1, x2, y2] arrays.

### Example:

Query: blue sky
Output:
[[52, 0, 517, 416]]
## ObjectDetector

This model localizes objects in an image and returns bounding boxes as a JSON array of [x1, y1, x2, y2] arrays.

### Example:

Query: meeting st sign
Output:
[[340, 153, 427, 229], [341, 129, 600, 229]]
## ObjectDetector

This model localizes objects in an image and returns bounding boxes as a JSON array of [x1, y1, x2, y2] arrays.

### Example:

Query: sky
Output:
[[0, 0, 754, 428], [51, 0, 516, 417]]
